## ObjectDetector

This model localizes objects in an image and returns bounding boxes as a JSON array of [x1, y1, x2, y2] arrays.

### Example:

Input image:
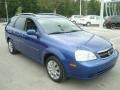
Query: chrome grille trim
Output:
[[97, 48, 113, 58]]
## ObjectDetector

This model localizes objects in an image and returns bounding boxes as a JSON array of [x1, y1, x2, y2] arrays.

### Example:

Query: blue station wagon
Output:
[[5, 13, 119, 82]]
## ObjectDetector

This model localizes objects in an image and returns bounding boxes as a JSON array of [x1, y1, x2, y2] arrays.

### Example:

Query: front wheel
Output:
[[46, 56, 66, 82]]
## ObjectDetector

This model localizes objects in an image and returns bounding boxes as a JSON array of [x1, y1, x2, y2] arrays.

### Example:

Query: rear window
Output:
[[96, 16, 100, 20], [74, 16, 81, 18], [90, 16, 95, 19]]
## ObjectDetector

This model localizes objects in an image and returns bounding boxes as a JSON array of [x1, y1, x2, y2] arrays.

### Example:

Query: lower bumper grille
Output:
[[88, 64, 114, 78]]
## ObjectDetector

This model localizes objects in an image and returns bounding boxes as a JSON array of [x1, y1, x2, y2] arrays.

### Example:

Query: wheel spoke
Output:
[[47, 60, 61, 80], [8, 41, 13, 52]]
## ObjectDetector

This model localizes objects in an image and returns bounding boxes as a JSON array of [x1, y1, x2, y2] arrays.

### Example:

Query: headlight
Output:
[[75, 50, 97, 61]]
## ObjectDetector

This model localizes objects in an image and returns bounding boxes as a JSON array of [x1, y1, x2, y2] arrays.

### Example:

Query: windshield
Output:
[[37, 18, 82, 34]]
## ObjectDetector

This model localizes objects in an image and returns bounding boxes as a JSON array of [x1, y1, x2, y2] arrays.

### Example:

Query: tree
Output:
[[0, 0, 116, 18], [0, 0, 6, 18], [87, 0, 100, 15], [5, 0, 20, 17], [20, 0, 39, 13], [16, 6, 22, 14]]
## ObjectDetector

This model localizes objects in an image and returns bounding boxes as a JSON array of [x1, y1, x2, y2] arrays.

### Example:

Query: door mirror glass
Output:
[[27, 29, 36, 36]]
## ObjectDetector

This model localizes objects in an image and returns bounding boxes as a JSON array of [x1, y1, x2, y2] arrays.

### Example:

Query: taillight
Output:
[[106, 18, 112, 24]]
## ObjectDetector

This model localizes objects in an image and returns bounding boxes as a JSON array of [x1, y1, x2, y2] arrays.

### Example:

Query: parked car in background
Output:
[[5, 13, 118, 82], [69, 15, 83, 23], [78, 15, 100, 26], [104, 16, 120, 29], [0, 18, 7, 22]]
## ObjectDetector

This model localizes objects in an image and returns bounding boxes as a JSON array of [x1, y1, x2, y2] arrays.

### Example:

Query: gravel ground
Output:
[[0, 23, 120, 90]]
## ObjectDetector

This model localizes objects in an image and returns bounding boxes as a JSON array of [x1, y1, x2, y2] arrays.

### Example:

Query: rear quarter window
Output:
[[7, 16, 18, 27]]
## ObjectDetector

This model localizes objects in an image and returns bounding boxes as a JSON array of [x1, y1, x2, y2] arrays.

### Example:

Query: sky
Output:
[[104, 0, 120, 2]]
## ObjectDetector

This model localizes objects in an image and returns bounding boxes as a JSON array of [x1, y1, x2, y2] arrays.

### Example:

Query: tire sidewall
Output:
[[8, 39, 17, 54], [86, 22, 91, 26], [46, 56, 66, 82], [111, 24, 115, 29]]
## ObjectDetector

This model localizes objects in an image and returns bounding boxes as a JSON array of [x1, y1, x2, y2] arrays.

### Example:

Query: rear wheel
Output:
[[111, 24, 116, 29], [106, 24, 111, 29], [8, 39, 18, 54], [46, 56, 66, 82], [86, 22, 91, 26]]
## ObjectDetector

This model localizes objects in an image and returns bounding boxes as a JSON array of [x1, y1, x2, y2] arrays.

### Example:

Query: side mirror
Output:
[[27, 29, 36, 36]]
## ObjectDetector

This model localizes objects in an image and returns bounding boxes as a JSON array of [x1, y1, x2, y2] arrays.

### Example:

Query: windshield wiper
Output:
[[70, 30, 80, 32], [49, 30, 82, 34], [66, 30, 81, 33], [49, 32, 66, 34]]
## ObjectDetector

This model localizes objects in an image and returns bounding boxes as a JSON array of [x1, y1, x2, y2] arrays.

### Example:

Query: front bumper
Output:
[[77, 20, 87, 25], [67, 50, 119, 79]]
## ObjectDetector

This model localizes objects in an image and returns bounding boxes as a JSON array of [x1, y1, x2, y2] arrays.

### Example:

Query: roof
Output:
[[16, 13, 65, 18]]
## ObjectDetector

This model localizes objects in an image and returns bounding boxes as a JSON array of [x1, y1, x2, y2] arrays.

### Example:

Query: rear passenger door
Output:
[[89, 16, 96, 24], [12, 16, 27, 51], [96, 16, 100, 24]]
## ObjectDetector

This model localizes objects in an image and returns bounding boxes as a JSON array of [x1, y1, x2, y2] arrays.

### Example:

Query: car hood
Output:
[[49, 31, 112, 52]]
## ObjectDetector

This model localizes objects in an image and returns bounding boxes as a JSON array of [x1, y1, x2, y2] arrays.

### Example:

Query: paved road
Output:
[[0, 23, 120, 90]]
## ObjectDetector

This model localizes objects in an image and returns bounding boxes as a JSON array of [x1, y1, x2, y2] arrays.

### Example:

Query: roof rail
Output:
[[16, 13, 36, 16], [38, 13, 61, 16]]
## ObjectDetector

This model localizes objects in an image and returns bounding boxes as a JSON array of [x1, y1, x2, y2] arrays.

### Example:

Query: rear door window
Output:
[[90, 16, 95, 19], [14, 17, 26, 31], [96, 16, 100, 20]]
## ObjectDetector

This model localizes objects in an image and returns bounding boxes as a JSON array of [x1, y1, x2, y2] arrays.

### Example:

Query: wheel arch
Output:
[[7, 37, 10, 42], [42, 47, 66, 66]]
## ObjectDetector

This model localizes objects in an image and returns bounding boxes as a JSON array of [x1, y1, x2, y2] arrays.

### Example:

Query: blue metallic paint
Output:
[[5, 15, 119, 79]]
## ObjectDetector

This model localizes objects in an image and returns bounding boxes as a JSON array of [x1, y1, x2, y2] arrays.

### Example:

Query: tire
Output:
[[106, 25, 111, 29], [46, 56, 66, 82], [86, 22, 91, 26], [111, 24, 115, 29], [8, 39, 18, 54]]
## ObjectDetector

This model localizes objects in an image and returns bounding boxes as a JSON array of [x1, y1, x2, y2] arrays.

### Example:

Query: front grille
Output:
[[98, 48, 113, 58]]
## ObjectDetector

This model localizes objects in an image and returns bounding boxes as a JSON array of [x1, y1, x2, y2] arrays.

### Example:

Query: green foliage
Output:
[[0, 0, 6, 17], [87, 0, 100, 15], [0, 0, 108, 18], [15, 6, 22, 14]]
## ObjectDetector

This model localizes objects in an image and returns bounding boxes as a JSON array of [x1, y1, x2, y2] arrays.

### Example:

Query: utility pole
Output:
[[99, 0, 104, 28], [85, 0, 88, 15], [80, 0, 82, 16], [5, 0, 8, 22], [105, 2, 108, 16]]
